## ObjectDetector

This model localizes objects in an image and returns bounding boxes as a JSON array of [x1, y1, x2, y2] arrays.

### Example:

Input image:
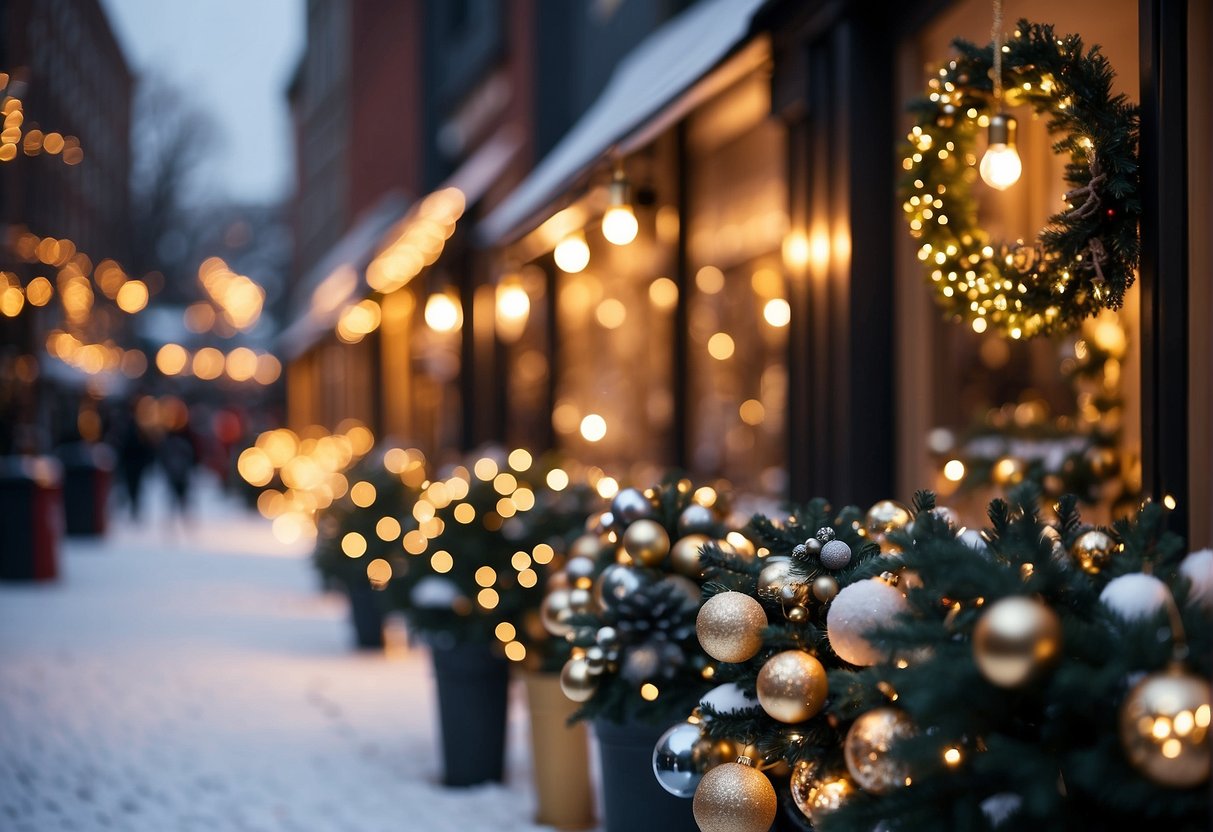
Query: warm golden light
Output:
[[254, 353, 282, 385], [226, 347, 258, 382], [115, 279, 148, 313], [424, 290, 462, 332], [25, 276, 52, 306], [943, 747, 962, 767], [473, 457, 499, 480], [504, 640, 526, 661], [707, 332, 735, 360], [782, 231, 810, 269], [350, 481, 377, 507], [596, 476, 620, 499], [156, 343, 188, 376], [237, 447, 275, 487], [341, 532, 367, 558], [192, 347, 224, 380], [980, 116, 1023, 191], [477, 588, 499, 609], [602, 205, 638, 246], [943, 459, 966, 482], [695, 266, 724, 294], [580, 414, 607, 442], [763, 298, 791, 327], [507, 448, 532, 471], [431, 550, 453, 573], [640, 683, 659, 701], [739, 399, 765, 425], [546, 469, 569, 491], [595, 298, 627, 329], [375, 516, 401, 541], [554, 232, 590, 273], [495, 278, 530, 342], [366, 558, 392, 588], [649, 276, 678, 310], [495, 622, 516, 642]]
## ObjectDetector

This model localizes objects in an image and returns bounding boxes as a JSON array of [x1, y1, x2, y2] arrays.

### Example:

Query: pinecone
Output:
[[608, 576, 698, 645]]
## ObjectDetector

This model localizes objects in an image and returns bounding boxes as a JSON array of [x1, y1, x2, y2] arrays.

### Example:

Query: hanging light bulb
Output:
[[495, 274, 530, 342], [554, 231, 590, 273], [980, 113, 1021, 190], [425, 288, 462, 332], [979, 0, 1020, 191], [601, 168, 638, 246]]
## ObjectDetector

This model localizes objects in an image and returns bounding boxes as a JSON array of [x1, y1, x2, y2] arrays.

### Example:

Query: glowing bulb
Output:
[[580, 414, 606, 442], [602, 169, 638, 245], [979, 114, 1022, 190], [602, 206, 638, 246], [495, 278, 530, 341], [425, 290, 462, 332], [554, 232, 590, 273]]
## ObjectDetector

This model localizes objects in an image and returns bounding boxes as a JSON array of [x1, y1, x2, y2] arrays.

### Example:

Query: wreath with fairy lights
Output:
[[900, 20, 1139, 338]]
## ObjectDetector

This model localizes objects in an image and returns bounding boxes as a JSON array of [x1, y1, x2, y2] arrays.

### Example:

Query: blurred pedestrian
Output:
[[159, 423, 198, 521], [116, 410, 155, 521]]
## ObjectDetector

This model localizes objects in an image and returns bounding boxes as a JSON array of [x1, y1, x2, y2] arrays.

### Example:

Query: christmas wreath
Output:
[[901, 20, 1139, 338]]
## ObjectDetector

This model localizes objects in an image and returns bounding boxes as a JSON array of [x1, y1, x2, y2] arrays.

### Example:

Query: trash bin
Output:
[[0, 455, 62, 581], [56, 441, 115, 537]]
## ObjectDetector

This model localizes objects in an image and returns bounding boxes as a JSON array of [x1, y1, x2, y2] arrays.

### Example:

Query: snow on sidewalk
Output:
[[0, 475, 554, 832]]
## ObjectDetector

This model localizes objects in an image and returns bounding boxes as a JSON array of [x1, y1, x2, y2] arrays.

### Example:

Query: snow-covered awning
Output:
[[477, 0, 768, 246], [279, 127, 523, 361]]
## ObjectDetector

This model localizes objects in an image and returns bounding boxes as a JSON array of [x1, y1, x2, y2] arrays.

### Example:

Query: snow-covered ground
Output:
[[0, 474, 559, 832]]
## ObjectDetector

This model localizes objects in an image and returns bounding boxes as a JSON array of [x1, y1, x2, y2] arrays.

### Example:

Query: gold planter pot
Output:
[[522, 671, 596, 830]]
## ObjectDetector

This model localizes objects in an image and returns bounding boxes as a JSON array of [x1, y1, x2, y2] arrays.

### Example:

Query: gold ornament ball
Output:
[[692, 760, 777, 832], [758, 557, 794, 594], [1119, 664, 1211, 788], [560, 656, 598, 702], [1071, 529, 1116, 575], [972, 596, 1062, 688], [757, 650, 828, 723], [865, 500, 913, 539], [570, 533, 602, 562], [670, 533, 711, 577], [790, 761, 854, 823], [623, 519, 671, 566], [540, 588, 575, 637], [786, 604, 808, 623], [812, 575, 839, 602], [696, 591, 767, 663], [843, 707, 916, 794]]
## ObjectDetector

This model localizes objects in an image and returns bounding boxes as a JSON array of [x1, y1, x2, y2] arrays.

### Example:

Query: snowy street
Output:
[[0, 478, 553, 832]]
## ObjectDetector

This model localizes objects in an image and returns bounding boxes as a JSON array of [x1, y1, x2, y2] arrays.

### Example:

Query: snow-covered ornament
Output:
[[1100, 572, 1170, 620], [826, 577, 909, 666]]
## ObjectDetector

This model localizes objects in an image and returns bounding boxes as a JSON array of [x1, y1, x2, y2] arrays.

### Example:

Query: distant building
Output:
[[281, 0, 682, 450], [0, 0, 133, 263]]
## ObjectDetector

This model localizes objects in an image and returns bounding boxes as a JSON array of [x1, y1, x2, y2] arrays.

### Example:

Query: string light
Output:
[[601, 166, 638, 246], [979, 0, 1022, 190], [554, 231, 590, 273]]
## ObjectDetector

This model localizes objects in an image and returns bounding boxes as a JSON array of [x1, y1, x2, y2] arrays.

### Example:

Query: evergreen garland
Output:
[[902, 20, 1139, 338]]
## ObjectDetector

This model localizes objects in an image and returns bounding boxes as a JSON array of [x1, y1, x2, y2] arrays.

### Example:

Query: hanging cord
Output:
[[991, 0, 1003, 104]]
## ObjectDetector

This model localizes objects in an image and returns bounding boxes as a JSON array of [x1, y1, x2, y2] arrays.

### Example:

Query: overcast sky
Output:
[[99, 0, 304, 204]]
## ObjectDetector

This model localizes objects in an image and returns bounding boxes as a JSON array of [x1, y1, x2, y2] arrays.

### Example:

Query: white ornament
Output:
[[981, 793, 1023, 828], [826, 578, 909, 666], [1099, 573, 1169, 620], [411, 576, 461, 608], [699, 682, 761, 715], [1180, 549, 1213, 609]]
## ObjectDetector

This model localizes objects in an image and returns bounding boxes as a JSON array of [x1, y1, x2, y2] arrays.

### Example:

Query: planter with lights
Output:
[[384, 448, 599, 810], [543, 477, 744, 832]]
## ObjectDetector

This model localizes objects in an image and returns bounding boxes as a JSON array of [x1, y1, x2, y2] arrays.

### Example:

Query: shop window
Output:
[[895, 0, 1141, 523], [685, 71, 789, 496]]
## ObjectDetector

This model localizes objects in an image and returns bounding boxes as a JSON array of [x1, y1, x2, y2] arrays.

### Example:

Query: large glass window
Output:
[[685, 70, 789, 496], [895, 0, 1141, 524]]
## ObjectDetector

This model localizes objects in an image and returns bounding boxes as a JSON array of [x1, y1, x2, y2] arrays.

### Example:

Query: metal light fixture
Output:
[[601, 166, 638, 246], [979, 0, 1021, 191]]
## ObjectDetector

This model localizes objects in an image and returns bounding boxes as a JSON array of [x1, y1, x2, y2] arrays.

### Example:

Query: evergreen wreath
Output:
[[900, 20, 1139, 339]]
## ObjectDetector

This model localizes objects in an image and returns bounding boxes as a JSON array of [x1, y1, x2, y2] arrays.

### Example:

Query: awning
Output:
[[477, 0, 768, 246], [278, 192, 411, 360], [278, 127, 523, 361]]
